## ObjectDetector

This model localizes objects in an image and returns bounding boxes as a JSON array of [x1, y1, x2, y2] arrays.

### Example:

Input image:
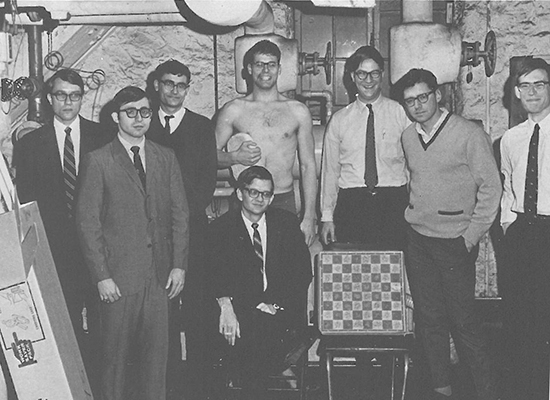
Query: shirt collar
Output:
[[355, 94, 382, 110], [414, 108, 449, 138], [117, 133, 145, 153], [528, 110, 550, 132], [159, 106, 186, 121], [241, 211, 267, 229], [54, 115, 80, 133]]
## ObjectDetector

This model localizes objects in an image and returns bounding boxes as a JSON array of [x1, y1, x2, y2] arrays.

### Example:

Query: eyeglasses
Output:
[[243, 188, 274, 200], [119, 107, 153, 119], [517, 81, 550, 93], [159, 79, 189, 91], [252, 61, 279, 70], [354, 69, 382, 81], [51, 91, 82, 102], [403, 90, 435, 107]]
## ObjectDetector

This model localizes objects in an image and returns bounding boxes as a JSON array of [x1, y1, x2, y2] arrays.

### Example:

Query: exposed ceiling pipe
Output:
[[26, 25, 44, 123], [244, 0, 274, 35]]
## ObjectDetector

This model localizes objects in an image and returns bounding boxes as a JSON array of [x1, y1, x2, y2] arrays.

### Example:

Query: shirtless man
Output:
[[216, 39, 317, 246]]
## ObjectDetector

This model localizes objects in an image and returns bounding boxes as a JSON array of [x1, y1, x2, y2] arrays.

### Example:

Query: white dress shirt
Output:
[[54, 116, 81, 172], [320, 95, 411, 222], [118, 134, 146, 172], [159, 107, 186, 134], [501, 112, 550, 225], [242, 212, 267, 290]]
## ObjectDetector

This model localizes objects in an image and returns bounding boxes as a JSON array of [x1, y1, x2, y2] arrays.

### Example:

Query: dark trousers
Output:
[[231, 309, 292, 400], [406, 228, 497, 399], [100, 276, 169, 400], [334, 186, 408, 250], [502, 216, 550, 400]]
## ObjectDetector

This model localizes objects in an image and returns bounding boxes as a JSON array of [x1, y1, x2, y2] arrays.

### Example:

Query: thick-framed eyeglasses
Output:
[[119, 107, 153, 119], [354, 69, 382, 81], [52, 92, 82, 102], [252, 61, 279, 70], [243, 187, 274, 200], [517, 81, 550, 93], [403, 90, 435, 107], [159, 79, 189, 91]]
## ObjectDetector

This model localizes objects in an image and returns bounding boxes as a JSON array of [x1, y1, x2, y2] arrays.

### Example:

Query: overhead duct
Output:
[[390, 0, 462, 85]]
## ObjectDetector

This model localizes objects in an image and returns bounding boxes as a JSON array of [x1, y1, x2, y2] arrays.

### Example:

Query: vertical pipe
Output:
[[402, 0, 433, 23], [27, 25, 44, 123]]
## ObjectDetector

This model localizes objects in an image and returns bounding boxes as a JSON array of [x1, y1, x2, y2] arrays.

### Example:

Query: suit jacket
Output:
[[13, 117, 106, 276], [208, 207, 312, 325], [147, 109, 216, 217], [76, 137, 189, 296]]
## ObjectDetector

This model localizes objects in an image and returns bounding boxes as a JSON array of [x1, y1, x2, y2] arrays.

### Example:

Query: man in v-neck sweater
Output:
[[396, 69, 501, 400]]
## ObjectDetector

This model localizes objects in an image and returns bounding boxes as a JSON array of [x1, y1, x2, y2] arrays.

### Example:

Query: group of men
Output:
[[7, 34, 550, 400]]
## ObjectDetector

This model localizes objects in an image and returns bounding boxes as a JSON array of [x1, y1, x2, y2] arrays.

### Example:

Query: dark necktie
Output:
[[252, 221, 265, 273], [524, 123, 540, 218], [130, 146, 146, 190], [164, 115, 174, 135], [63, 127, 77, 218], [364, 104, 378, 189]]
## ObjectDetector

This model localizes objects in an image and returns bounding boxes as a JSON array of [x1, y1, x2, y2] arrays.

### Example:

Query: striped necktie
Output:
[[130, 146, 146, 190], [252, 222, 266, 289], [364, 103, 378, 189], [524, 123, 540, 219], [63, 127, 77, 218]]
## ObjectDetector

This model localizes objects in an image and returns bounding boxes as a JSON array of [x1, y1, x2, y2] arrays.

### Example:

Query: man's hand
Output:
[[166, 268, 185, 299], [234, 141, 261, 166], [300, 217, 317, 247], [321, 221, 337, 246], [98, 278, 121, 303], [218, 298, 240, 346]]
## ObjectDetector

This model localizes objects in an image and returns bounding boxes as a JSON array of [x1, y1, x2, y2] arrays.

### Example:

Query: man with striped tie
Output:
[[208, 166, 312, 400], [13, 68, 107, 394]]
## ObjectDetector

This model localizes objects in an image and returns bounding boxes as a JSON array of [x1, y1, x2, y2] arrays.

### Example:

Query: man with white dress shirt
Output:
[[320, 45, 410, 249], [500, 56, 550, 400]]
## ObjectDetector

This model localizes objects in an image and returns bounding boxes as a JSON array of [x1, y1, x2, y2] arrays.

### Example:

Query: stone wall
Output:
[[455, 0, 550, 140]]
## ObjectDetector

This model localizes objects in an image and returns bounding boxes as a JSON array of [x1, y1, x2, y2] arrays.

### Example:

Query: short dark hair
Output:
[[45, 69, 84, 94], [154, 59, 191, 82], [244, 40, 281, 68], [111, 86, 149, 111], [345, 46, 384, 77], [237, 166, 274, 191], [394, 68, 438, 102], [514, 57, 550, 86]]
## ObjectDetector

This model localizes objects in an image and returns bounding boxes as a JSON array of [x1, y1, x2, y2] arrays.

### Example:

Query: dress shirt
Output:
[[414, 108, 449, 143], [501, 112, 550, 225], [242, 212, 267, 290], [54, 116, 81, 172], [118, 134, 146, 172], [320, 95, 410, 222], [159, 107, 186, 134]]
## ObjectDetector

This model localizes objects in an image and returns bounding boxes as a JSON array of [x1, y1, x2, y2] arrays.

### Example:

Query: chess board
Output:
[[317, 251, 413, 335]]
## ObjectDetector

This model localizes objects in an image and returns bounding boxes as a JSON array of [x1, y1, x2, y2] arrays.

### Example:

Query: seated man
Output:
[[208, 166, 312, 399]]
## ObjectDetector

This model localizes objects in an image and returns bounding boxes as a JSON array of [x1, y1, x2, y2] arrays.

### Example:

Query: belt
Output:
[[340, 185, 407, 197]]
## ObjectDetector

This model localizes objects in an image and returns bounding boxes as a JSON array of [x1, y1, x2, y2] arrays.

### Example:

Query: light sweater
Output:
[[402, 113, 502, 246]]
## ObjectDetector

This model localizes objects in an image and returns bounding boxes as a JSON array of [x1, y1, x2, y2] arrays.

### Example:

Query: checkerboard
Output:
[[317, 251, 413, 335]]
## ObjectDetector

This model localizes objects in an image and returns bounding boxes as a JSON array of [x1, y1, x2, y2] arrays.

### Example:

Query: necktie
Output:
[[364, 104, 378, 189], [252, 222, 266, 290], [130, 146, 146, 190], [164, 115, 174, 135], [63, 127, 77, 218], [524, 123, 540, 218]]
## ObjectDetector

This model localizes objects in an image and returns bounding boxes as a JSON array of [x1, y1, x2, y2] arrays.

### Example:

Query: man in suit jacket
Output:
[[209, 166, 312, 400], [76, 86, 189, 400], [13, 68, 107, 392], [146, 59, 217, 399]]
